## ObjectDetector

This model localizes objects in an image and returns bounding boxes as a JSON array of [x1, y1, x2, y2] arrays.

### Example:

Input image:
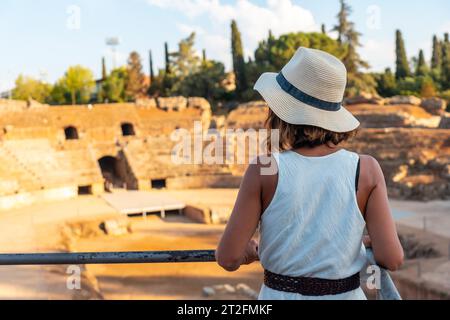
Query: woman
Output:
[[216, 47, 404, 300]]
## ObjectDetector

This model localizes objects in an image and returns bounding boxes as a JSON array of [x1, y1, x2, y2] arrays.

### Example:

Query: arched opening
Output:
[[98, 156, 125, 191], [121, 123, 135, 136], [64, 126, 79, 140]]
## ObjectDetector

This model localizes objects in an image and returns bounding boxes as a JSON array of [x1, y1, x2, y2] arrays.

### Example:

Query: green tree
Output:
[[250, 32, 347, 100], [333, 0, 351, 44], [375, 68, 397, 97], [164, 42, 171, 75], [125, 51, 147, 100], [163, 42, 174, 95], [343, 29, 370, 75], [148, 70, 165, 97], [171, 32, 201, 79], [332, 0, 369, 73], [148, 43, 173, 98], [395, 75, 437, 97], [102, 67, 128, 102], [415, 49, 428, 76], [55, 65, 95, 105], [431, 35, 442, 70], [332, 0, 371, 96], [231, 20, 248, 98], [169, 33, 226, 100], [175, 59, 226, 100], [396, 77, 420, 96], [254, 32, 346, 72], [12, 75, 52, 103], [395, 30, 410, 79], [49, 82, 69, 105]]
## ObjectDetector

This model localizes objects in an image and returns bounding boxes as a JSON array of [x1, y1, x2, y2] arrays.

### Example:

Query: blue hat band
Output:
[[276, 73, 342, 112]]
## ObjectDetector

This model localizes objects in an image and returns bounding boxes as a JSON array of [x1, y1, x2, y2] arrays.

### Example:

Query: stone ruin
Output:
[[0, 97, 236, 210], [0, 96, 449, 210], [226, 101, 450, 201]]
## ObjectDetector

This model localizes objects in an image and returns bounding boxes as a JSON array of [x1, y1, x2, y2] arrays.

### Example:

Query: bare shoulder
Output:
[[359, 154, 385, 186], [243, 155, 278, 184], [246, 155, 279, 175]]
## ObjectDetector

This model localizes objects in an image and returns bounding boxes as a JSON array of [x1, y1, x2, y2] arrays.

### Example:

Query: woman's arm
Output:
[[362, 155, 404, 271], [216, 162, 262, 272]]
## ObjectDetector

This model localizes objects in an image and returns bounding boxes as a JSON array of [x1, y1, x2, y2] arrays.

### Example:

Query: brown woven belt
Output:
[[264, 270, 361, 296]]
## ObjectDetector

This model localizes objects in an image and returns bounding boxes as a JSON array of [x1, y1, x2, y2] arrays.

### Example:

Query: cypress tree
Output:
[[163, 42, 172, 95], [416, 49, 428, 76], [202, 49, 207, 63], [431, 35, 442, 70], [395, 30, 410, 79], [101, 57, 107, 80], [267, 30, 276, 66], [231, 20, 248, 97], [442, 36, 450, 89], [149, 50, 155, 83], [321, 24, 326, 34], [164, 42, 171, 74]]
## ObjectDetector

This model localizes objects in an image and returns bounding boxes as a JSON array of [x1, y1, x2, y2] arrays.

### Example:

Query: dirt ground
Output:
[[73, 215, 264, 300], [0, 190, 448, 300]]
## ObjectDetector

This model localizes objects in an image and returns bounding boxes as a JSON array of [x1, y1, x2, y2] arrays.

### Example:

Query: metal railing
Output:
[[0, 249, 401, 300], [0, 250, 215, 265]]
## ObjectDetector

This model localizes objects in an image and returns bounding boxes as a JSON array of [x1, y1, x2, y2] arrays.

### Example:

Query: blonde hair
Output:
[[265, 109, 358, 152]]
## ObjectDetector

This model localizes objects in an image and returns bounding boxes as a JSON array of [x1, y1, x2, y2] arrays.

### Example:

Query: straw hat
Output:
[[254, 47, 360, 133]]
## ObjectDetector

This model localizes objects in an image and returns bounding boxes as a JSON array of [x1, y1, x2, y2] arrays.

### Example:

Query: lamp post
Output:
[[106, 37, 120, 69]]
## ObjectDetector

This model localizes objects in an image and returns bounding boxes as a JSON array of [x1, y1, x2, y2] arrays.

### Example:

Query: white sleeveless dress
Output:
[[258, 149, 368, 300]]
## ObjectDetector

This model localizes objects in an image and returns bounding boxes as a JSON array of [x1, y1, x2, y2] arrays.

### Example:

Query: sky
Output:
[[0, 0, 449, 92]]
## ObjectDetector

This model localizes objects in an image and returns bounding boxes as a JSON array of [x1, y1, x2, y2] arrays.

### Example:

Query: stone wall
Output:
[[345, 129, 450, 200], [0, 98, 221, 209], [0, 97, 449, 209]]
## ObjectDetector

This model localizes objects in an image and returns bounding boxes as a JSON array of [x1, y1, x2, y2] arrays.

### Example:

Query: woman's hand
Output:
[[241, 239, 259, 265]]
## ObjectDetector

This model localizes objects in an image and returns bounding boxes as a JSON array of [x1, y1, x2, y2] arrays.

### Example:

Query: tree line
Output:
[[375, 31, 450, 100], [9, 0, 450, 106]]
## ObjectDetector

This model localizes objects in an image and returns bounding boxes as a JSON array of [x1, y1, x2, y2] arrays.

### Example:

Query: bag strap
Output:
[[355, 157, 361, 194]]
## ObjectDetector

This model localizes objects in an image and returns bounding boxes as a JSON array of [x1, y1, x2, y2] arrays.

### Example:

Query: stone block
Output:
[[386, 95, 422, 106], [420, 98, 447, 116], [187, 97, 211, 111], [157, 96, 187, 111]]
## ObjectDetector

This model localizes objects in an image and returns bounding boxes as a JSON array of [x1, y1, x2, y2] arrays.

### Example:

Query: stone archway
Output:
[[64, 126, 79, 140], [98, 156, 125, 190]]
